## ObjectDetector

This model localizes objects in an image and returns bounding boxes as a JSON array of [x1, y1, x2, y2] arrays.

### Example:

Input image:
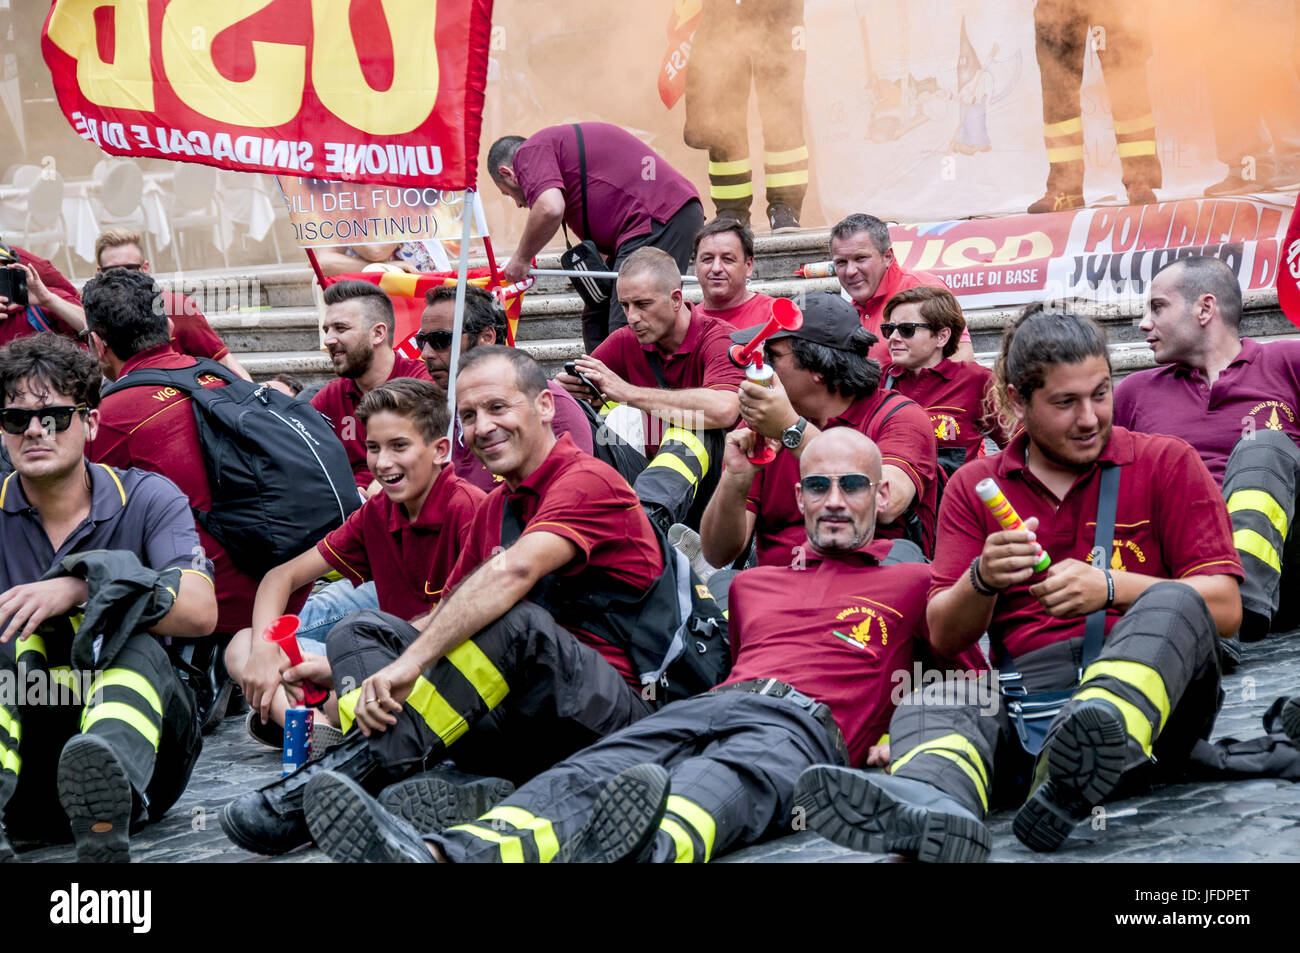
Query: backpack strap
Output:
[[101, 357, 234, 396], [643, 350, 671, 390], [573, 123, 593, 242]]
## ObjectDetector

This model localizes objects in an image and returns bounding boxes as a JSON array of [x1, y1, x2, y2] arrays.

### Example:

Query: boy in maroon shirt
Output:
[[1115, 256, 1300, 645], [882, 285, 1008, 475], [311, 280, 432, 496], [296, 428, 986, 865], [799, 307, 1248, 861], [224, 378, 485, 736], [701, 291, 938, 565]]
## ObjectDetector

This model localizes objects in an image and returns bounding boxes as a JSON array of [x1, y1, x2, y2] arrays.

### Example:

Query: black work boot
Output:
[[1281, 696, 1300, 747], [378, 766, 516, 833], [305, 771, 435, 864], [57, 735, 135, 863], [219, 731, 399, 855], [796, 767, 991, 863], [564, 763, 671, 863]]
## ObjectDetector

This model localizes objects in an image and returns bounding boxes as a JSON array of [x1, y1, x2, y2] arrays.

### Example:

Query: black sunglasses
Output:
[[1, 404, 88, 435], [879, 322, 932, 339], [799, 473, 875, 498], [414, 329, 455, 351]]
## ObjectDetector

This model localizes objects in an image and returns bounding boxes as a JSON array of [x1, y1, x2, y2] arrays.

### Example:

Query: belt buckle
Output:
[[783, 688, 817, 711]]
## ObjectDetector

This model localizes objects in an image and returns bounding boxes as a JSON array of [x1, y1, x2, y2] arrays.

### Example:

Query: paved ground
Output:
[[15, 632, 1300, 864]]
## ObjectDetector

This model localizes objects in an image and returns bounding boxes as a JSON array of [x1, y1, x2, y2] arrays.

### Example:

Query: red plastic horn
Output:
[[261, 614, 329, 707], [729, 298, 803, 368]]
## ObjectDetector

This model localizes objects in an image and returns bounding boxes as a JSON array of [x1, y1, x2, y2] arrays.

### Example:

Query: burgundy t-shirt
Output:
[[512, 122, 699, 254], [747, 389, 939, 563], [317, 464, 485, 620], [163, 291, 229, 361], [724, 551, 987, 766], [442, 434, 664, 685], [931, 428, 1243, 663], [694, 292, 777, 331], [311, 355, 433, 489], [452, 380, 595, 493], [0, 246, 82, 347], [851, 261, 970, 365], [885, 358, 1005, 464], [591, 307, 745, 456], [1114, 338, 1300, 487]]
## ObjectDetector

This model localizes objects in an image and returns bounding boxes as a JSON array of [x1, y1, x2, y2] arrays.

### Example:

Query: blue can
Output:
[[283, 707, 314, 776]]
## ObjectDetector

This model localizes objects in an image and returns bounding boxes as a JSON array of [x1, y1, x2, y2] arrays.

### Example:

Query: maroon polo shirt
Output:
[[694, 292, 777, 331], [724, 551, 987, 766], [443, 433, 663, 685], [87, 345, 283, 633], [1114, 338, 1300, 487], [512, 122, 699, 254], [163, 290, 229, 362], [452, 380, 595, 493], [931, 427, 1243, 662], [746, 389, 939, 564], [311, 355, 433, 489], [0, 246, 83, 347], [885, 358, 1005, 464], [591, 306, 745, 456], [852, 261, 970, 365], [317, 464, 485, 621]]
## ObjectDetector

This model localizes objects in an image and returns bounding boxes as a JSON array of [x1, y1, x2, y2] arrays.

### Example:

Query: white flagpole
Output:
[[445, 189, 476, 441]]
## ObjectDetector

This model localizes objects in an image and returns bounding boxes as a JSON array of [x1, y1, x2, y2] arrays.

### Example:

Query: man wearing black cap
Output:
[[700, 291, 939, 565]]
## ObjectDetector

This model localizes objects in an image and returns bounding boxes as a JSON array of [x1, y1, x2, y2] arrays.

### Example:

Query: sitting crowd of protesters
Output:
[[1, 214, 1299, 866]]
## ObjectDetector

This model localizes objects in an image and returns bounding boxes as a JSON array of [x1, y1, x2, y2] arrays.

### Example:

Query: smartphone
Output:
[[564, 360, 604, 402], [0, 268, 27, 309]]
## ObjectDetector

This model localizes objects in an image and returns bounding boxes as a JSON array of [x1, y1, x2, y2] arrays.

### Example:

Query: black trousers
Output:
[[327, 604, 653, 787], [429, 690, 845, 863], [581, 199, 706, 352]]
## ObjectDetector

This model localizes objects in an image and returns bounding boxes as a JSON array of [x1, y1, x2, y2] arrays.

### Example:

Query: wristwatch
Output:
[[781, 416, 808, 450]]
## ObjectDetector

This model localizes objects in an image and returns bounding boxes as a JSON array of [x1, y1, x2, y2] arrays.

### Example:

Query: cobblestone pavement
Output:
[[16, 632, 1300, 864]]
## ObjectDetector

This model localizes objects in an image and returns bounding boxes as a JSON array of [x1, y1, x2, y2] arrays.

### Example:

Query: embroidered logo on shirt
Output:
[[1248, 400, 1296, 432], [931, 413, 960, 441], [832, 605, 888, 648]]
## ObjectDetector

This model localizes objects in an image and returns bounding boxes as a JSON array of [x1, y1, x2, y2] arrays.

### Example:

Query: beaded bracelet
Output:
[[969, 557, 1000, 597]]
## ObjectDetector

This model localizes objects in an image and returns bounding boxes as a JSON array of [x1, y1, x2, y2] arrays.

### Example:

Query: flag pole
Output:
[[445, 188, 476, 441]]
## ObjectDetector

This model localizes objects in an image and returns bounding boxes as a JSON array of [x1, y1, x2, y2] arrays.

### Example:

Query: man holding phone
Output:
[[0, 242, 87, 347]]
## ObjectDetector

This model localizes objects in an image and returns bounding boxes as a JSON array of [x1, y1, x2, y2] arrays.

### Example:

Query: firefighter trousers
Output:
[[886, 582, 1221, 817], [1222, 429, 1300, 631], [428, 689, 846, 863], [0, 628, 202, 841], [327, 604, 653, 787], [632, 425, 726, 531]]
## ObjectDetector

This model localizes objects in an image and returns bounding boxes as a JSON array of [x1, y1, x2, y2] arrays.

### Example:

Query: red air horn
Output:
[[261, 614, 330, 707], [731, 298, 803, 464]]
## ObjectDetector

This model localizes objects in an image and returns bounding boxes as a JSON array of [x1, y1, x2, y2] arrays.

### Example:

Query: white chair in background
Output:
[[9, 168, 74, 276], [217, 170, 285, 264], [90, 159, 156, 265], [169, 163, 229, 272]]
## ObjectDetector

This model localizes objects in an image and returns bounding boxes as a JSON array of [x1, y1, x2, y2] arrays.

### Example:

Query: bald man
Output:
[[300, 429, 987, 864]]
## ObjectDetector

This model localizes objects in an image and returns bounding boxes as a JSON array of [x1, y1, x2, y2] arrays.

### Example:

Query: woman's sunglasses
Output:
[[879, 322, 932, 339]]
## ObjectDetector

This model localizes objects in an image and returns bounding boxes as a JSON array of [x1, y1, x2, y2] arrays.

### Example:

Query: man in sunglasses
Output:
[[700, 291, 938, 566], [94, 227, 252, 382], [311, 281, 432, 496], [418, 285, 592, 492], [0, 333, 217, 861], [296, 428, 985, 864]]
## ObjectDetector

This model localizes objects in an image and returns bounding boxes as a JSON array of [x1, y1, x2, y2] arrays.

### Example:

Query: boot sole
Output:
[[305, 772, 432, 863], [1281, 697, 1300, 748], [567, 764, 670, 863], [1014, 700, 1127, 853], [57, 735, 133, 863], [795, 766, 990, 863], [379, 775, 516, 833]]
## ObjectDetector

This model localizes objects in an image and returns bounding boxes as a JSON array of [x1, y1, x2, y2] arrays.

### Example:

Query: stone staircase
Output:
[[141, 230, 1299, 386]]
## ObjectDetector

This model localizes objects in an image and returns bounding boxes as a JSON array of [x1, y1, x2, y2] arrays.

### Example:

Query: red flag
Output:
[[1278, 199, 1300, 329], [658, 0, 702, 109]]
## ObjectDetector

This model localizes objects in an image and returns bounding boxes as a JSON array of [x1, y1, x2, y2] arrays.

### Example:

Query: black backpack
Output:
[[103, 359, 361, 577]]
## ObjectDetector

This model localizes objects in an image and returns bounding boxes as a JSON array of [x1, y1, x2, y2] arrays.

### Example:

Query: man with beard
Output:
[[312, 281, 432, 496]]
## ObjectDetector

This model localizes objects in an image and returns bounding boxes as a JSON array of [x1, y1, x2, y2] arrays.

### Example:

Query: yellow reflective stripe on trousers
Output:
[[1113, 114, 1155, 134], [1044, 116, 1083, 137], [660, 817, 695, 863], [0, 706, 18, 745], [87, 669, 163, 717], [446, 641, 510, 709], [1234, 528, 1281, 571], [1116, 141, 1157, 158], [407, 675, 469, 746], [648, 451, 698, 486], [477, 806, 559, 863], [337, 687, 361, 734], [1082, 660, 1171, 732], [764, 170, 808, 188], [664, 426, 710, 474], [15, 634, 46, 660], [890, 732, 989, 789], [764, 145, 809, 165], [1227, 489, 1289, 539], [708, 158, 752, 176], [1046, 145, 1084, 163], [81, 702, 161, 750], [50, 667, 81, 700], [666, 795, 716, 863], [444, 822, 526, 863], [710, 183, 753, 200], [0, 747, 19, 774], [1072, 687, 1153, 757]]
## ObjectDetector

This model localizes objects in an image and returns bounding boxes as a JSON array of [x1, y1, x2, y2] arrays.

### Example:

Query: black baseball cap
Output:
[[729, 292, 875, 350]]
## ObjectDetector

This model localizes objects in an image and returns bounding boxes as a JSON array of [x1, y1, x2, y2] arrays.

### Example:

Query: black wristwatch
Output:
[[781, 416, 808, 450]]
